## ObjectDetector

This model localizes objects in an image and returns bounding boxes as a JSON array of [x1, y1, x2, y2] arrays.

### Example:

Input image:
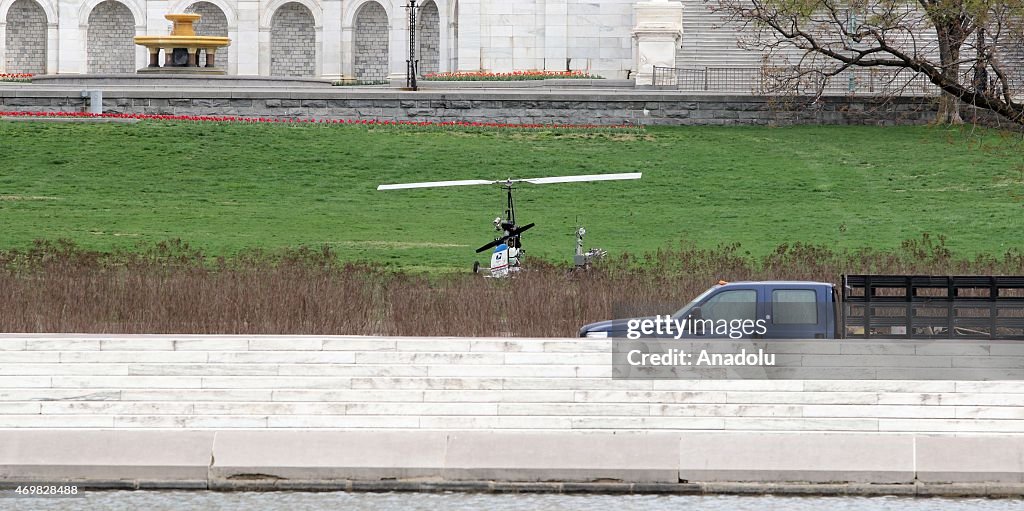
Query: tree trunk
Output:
[[935, 25, 965, 125]]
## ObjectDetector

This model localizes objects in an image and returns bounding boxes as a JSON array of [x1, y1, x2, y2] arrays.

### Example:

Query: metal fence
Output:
[[653, 66, 939, 96]]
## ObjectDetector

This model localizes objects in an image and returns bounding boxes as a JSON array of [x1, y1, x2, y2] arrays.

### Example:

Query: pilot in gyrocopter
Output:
[[482, 215, 527, 277], [494, 217, 521, 247]]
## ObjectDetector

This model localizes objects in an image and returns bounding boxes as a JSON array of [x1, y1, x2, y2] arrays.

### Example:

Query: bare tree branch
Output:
[[710, 0, 1024, 124]]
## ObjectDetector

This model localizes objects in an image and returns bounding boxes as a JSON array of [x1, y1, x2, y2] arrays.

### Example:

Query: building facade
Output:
[[2, 0, 737, 79], [1, 0, 746, 80]]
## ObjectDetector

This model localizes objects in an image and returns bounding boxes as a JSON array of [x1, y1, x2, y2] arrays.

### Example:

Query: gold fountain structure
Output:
[[134, 14, 230, 74]]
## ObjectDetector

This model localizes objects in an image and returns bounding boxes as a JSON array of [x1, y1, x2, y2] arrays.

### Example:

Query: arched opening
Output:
[[270, 2, 316, 77], [185, 1, 230, 72], [87, 0, 136, 74], [354, 1, 388, 82], [4, 0, 47, 74], [417, 0, 439, 76]]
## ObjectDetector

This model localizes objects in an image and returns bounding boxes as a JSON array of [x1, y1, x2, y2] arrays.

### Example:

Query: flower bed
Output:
[[421, 70, 603, 81], [0, 110, 639, 131], [0, 73, 33, 83]]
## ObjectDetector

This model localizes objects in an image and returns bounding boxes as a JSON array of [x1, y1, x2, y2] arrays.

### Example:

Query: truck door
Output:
[[766, 286, 828, 339], [687, 285, 764, 339]]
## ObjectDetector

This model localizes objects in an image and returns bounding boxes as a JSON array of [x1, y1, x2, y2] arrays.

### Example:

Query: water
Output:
[[1, 491, 1020, 511]]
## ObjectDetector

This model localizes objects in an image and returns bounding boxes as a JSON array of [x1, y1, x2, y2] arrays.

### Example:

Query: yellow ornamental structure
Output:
[[134, 13, 230, 74]]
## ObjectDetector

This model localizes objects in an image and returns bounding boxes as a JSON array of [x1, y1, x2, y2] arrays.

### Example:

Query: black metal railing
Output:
[[653, 65, 939, 96]]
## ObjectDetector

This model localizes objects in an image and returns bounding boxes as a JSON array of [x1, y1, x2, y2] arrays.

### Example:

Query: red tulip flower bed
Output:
[[0, 110, 640, 131], [422, 70, 603, 81], [0, 73, 33, 83]]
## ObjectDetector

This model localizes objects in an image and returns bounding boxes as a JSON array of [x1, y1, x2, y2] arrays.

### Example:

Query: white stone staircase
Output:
[[1, 334, 1022, 433]]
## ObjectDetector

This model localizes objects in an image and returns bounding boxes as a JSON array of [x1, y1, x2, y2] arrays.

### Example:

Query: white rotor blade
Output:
[[377, 179, 497, 190], [378, 172, 642, 190], [518, 172, 642, 185]]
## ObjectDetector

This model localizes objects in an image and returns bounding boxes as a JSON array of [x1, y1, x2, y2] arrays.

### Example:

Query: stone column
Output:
[[236, 0, 259, 75], [47, 22, 58, 73], [146, 0, 169, 36], [456, 0, 479, 72], [632, 0, 682, 86], [226, 25, 238, 74], [436, 3, 448, 72], [340, 24, 353, 79], [387, 5, 407, 80], [321, 0, 342, 80], [135, 3, 154, 71], [543, 0, 567, 71], [59, 0, 84, 73], [0, 22, 5, 73], [314, 24, 323, 77], [482, 0, 510, 72], [257, 24, 270, 75], [144, 1, 169, 71]]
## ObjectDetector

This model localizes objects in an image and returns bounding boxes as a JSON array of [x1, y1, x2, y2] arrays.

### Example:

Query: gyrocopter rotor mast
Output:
[[503, 179, 515, 227]]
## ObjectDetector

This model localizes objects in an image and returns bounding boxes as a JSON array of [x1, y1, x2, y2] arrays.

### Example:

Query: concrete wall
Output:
[[0, 88, 942, 126], [3, 429, 1024, 493], [2, 334, 1024, 492]]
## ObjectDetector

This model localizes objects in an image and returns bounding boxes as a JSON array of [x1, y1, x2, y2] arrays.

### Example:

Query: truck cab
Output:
[[578, 281, 838, 339]]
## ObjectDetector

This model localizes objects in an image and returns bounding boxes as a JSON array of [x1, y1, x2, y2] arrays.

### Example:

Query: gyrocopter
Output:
[[377, 172, 642, 277]]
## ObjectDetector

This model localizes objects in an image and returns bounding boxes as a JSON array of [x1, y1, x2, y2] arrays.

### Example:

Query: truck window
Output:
[[702, 290, 757, 321], [772, 289, 818, 324]]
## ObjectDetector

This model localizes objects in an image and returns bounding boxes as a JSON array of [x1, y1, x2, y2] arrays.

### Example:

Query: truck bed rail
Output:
[[842, 275, 1024, 340]]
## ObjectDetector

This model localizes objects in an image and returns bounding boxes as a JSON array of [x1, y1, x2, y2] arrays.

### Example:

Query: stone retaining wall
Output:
[[0, 89, 942, 126]]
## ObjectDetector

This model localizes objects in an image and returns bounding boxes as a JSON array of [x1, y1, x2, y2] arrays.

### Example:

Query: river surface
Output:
[[1, 491, 1021, 511]]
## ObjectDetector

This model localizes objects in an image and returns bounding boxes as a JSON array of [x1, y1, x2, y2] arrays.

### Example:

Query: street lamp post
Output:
[[406, 0, 419, 90]]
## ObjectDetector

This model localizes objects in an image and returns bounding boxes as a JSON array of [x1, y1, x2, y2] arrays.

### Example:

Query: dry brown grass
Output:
[[2, 236, 1024, 337]]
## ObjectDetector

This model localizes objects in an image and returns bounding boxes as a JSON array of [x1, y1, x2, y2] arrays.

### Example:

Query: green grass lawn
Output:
[[1, 120, 1022, 271]]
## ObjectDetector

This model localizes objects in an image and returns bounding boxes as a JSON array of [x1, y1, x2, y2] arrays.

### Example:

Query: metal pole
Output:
[[407, 0, 418, 90]]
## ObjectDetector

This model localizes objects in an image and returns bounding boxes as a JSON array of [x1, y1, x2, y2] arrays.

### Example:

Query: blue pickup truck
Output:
[[578, 275, 1024, 340]]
